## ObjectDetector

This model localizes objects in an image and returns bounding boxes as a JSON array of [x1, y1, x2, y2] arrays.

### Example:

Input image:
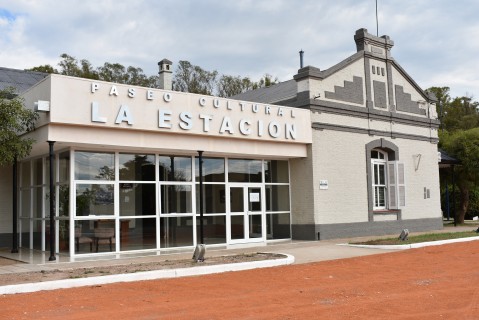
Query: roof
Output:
[[0, 67, 48, 94], [439, 149, 460, 165], [231, 79, 296, 104]]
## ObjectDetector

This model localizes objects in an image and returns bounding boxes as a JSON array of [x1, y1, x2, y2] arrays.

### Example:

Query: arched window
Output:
[[371, 149, 387, 210]]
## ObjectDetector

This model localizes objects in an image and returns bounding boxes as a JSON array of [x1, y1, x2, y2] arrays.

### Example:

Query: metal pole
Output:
[[198, 151, 204, 244], [11, 157, 18, 253], [48, 141, 56, 261], [452, 165, 456, 227], [445, 179, 450, 221]]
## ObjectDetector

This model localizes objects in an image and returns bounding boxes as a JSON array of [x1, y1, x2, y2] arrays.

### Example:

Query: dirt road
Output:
[[1, 241, 478, 319]]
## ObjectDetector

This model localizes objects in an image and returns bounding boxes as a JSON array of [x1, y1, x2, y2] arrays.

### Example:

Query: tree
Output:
[[173, 60, 218, 95], [217, 75, 255, 97], [27, 65, 58, 74], [441, 128, 479, 223], [0, 87, 39, 166]]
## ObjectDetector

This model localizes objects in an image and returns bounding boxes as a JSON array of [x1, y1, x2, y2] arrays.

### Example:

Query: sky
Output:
[[0, 0, 478, 99]]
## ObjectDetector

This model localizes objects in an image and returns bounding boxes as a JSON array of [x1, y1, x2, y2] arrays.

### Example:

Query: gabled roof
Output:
[[0, 67, 48, 94], [232, 79, 296, 104]]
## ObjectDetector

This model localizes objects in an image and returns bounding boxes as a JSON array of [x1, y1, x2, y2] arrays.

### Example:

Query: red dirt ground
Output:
[[1, 241, 479, 320]]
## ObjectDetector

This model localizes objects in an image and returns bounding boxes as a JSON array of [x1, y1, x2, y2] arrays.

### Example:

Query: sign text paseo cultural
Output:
[[89, 82, 299, 140]]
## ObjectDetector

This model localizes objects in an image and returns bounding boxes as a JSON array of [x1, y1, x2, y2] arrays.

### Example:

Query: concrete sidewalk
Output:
[[1, 224, 475, 275]]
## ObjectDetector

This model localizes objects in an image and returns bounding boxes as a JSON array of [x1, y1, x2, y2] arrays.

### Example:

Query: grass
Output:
[[352, 230, 479, 245]]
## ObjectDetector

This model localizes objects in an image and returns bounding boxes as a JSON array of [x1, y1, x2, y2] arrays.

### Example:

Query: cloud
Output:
[[0, 0, 477, 98]]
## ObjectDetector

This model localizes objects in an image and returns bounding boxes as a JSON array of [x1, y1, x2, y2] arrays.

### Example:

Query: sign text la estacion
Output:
[[90, 82, 299, 140]]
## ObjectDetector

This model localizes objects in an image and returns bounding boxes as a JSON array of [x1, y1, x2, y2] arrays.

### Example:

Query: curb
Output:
[[340, 235, 479, 250], [0, 253, 294, 295]]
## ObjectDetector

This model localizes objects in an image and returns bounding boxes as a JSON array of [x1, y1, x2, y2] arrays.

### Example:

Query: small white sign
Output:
[[319, 180, 328, 190], [250, 193, 260, 202]]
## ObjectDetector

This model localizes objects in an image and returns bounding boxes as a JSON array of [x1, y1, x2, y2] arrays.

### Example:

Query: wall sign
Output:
[[319, 180, 329, 190]]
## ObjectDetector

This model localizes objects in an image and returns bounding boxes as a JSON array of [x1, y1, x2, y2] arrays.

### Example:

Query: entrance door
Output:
[[229, 185, 263, 243]]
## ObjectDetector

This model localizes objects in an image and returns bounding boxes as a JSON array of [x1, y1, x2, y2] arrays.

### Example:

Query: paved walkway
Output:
[[0, 225, 475, 275]]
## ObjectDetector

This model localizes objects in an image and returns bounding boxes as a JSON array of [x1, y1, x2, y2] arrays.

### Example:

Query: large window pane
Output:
[[33, 158, 43, 185], [266, 213, 291, 239], [59, 151, 70, 183], [266, 185, 290, 212], [195, 157, 225, 182], [120, 218, 156, 251], [120, 183, 156, 216], [265, 160, 289, 183], [21, 161, 31, 187], [20, 218, 29, 248], [119, 154, 155, 181], [196, 215, 226, 244], [196, 184, 226, 214], [33, 187, 42, 218], [160, 216, 193, 248], [58, 184, 69, 217], [228, 159, 262, 183], [160, 185, 192, 214], [33, 220, 42, 250], [159, 156, 191, 182], [75, 152, 115, 181], [20, 189, 31, 218], [76, 184, 114, 216], [59, 219, 70, 253]]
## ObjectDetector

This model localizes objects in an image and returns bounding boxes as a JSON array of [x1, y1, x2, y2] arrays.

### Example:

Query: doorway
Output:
[[229, 185, 263, 243]]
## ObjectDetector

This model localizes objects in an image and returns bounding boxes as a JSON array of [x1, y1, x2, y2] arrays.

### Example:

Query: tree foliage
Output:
[[430, 86, 479, 222], [0, 87, 39, 167], [173, 60, 218, 95]]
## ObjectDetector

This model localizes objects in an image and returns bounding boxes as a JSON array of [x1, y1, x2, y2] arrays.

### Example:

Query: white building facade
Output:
[[0, 28, 442, 258]]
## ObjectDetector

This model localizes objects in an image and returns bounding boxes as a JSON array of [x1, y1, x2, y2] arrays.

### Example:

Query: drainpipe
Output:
[[11, 157, 18, 253], [198, 151, 204, 244], [48, 141, 56, 261]]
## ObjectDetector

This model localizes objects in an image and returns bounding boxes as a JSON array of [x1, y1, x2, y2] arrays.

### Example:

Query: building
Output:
[[0, 28, 441, 259]]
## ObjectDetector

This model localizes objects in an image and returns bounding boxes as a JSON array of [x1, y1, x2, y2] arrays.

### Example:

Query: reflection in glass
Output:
[[195, 157, 225, 182], [20, 218, 29, 248], [58, 184, 69, 217], [230, 187, 244, 212], [120, 183, 156, 216], [160, 216, 193, 248], [266, 213, 291, 239], [120, 218, 156, 251], [160, 185, 192, 214], [21, 161, 31, 187], [75, 184, 114, 216], [196, 215, 226, 244], [228, 159, 262, 183], [196, 184, 226, 214], [265, 185, 290, 212], [230, 215, 244, 239], [119, 154, 155, 181], [249, 214, 262, 238], [265, 160, 289, 183], [248, 187, 261, 212], [75, 151, 115, 181], [58, 219, 70, 253], [20, 189, 31, 218], [59, 151, 70, 183], [159, 156, 191, 181], [33, 158, 43, 185]]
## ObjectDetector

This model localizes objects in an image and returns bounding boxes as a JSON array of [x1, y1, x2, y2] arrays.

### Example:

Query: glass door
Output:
[[229, 185, 263, 243]]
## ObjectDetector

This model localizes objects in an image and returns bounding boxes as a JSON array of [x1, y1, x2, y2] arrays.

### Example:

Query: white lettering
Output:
[[199, 97, 207, 106], [240, 102, 246, 111], [252, 104, 259, 113], [258, 120, 263, 137], [268, 121, 280, 138], [179, 112, 193, 130], [128, 88, 136, 98], [213, 99, 220, 108], [158, 109, 172, 128], [290, 109, 296, 118], [199, 114, 213, 132], [227, 101, 232, 110], [277, 107, 284, 116], [163, 92, 172, 102], [285, 123, 297, 139], [91, 83, 100, 93], [239, 119, 251, 135], [147, 90, 154, 100], [265, 105, 271, 115], [219, 117, 235, 134], [91, 102, 107, 123], [109, 86, 119, 96], [115, 105, 134, 125]]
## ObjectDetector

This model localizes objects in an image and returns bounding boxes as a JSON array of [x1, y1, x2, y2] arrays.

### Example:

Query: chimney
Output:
[[354, 28, 394, 58], [158, 59, 173, 90], [299, 50, 304, 68]]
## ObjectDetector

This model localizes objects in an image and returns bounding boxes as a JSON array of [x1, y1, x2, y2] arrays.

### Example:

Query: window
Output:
[[371, 149, 405, 211]]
